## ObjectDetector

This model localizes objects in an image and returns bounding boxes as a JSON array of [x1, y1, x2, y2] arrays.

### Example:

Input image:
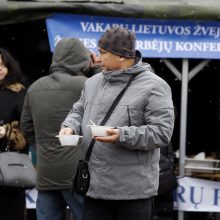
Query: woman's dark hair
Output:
[[0, 48, 24, 86]]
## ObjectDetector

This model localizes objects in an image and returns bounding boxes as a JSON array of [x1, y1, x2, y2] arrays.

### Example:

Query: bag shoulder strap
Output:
[[85, 73, 138, 162]]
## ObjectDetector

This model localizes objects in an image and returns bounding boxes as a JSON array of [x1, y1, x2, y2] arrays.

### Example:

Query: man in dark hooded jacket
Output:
[[21, 38, 100, 220]]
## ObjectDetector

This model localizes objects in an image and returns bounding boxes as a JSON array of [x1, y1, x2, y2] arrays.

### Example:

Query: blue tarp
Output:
[[46, 13, 220, 59]]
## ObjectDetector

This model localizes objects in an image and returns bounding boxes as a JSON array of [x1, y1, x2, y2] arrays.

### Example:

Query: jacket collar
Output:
[[5, 83, 25, 93], [102, 50, 151, 83]]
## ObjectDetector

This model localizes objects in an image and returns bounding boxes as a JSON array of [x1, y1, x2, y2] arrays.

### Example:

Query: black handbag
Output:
[[74, 160, 90, 195], [158, 169, 178, 196], [158, 144, 178, 196], [73, 74, 138, 196]]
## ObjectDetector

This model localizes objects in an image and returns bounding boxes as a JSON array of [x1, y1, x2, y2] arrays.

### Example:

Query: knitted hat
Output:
[[98, 27, 136, 58]]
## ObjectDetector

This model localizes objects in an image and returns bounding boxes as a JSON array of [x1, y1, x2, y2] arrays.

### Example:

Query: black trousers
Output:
[[152, 190, 175, 220], [0, 187, 25, 220], [82, 196, 154, 220]]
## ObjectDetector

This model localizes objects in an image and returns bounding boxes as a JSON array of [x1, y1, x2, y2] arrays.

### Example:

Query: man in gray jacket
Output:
[[59, 27, 175, 220], [21, 38, 99, 220]]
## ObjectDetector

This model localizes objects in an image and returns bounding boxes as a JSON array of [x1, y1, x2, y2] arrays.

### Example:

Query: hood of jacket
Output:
[[50, 38, 91, 76]]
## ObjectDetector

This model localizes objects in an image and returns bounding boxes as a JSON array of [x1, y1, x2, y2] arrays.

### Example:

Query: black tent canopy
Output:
[[1, 0, 220, 25]]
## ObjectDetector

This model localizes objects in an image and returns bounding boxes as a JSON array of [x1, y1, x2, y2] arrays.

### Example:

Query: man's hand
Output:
[[90, 50, 102, 69], [93, 128, 119, 143], [0, 126, 6, 138], [59, 127, 74, 136]]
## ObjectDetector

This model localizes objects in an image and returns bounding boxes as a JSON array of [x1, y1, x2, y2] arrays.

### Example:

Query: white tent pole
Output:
[[178, 58, 189, 220], [179, 58, 188, 176], [163, 59, 211, 219]]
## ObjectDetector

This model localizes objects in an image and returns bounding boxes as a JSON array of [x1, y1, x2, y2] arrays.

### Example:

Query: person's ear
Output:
[[119, 57, 125, 62]]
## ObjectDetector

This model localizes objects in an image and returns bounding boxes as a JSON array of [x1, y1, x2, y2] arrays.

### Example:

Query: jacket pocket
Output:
[[98, 142, 139, 166], [99, 143, 153, 166], [108, 104, 145, 127], [127, 104, 145, 126]]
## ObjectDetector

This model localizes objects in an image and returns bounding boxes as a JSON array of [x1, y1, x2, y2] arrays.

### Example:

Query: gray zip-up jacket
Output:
[[62, 52, 174, 199]]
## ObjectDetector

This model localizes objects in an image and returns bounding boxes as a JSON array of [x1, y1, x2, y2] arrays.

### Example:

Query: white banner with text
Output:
[[26, 177, 220, 212]]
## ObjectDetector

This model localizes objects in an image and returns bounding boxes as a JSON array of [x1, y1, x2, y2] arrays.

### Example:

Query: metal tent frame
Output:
[[163, 58, 210, 220]]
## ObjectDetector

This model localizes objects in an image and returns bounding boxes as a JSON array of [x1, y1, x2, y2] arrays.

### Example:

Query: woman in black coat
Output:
[[0, 48, 27, 220]]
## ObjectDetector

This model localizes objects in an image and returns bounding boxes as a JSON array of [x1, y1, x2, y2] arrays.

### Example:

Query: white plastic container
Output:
[[58, 135, 83, 146], [89, 126, 112, 137]]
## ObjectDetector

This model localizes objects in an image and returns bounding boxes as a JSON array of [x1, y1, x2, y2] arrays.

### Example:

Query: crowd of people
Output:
[[0, 26, 176, 220]]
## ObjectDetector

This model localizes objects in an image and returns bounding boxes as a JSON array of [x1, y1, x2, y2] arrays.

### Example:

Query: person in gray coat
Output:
[[59, 27, 175, 220], [20, 38, 100, 220]]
